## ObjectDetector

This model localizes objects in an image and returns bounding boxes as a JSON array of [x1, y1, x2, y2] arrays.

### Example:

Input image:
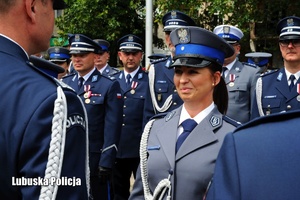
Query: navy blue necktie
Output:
[[289, 75, 296, 91], [78, 77, 84, 91], [126, 74, 131, 87], [176, 119, 197, 153], [222, 67, 228, 78]]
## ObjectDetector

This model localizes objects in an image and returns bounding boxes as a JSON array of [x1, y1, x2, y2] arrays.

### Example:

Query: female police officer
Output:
[[129, 26, 239, 200]]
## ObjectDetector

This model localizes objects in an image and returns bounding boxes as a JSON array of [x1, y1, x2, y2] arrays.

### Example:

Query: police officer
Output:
[[63, 34, 123, 200], [112, 34, 148, 200], [251, 16, 300, 119], [0, 0, 89, 199], [205, 109, 300, 200], [245, 52, 272, 74], [47, 46, 71, 79], [129, 26, 239, 200], [93, 39, 120, 76], [143, 10, 196, 126], [213, 25, 260, 123]]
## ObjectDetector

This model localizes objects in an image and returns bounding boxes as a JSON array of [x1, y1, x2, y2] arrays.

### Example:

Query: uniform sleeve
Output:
[[99, 80, 123, 168], [142, 79, 156, 129], [129, 164, 145, 200], [250, 68, 260, 117], [205, 133, 241, 200]]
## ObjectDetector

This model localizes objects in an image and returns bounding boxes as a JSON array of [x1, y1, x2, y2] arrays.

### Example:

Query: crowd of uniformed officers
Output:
[[2, 0, 300, 198]]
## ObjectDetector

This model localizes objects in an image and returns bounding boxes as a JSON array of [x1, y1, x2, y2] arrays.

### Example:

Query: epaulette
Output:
[[54, 78, 76, 92], [222, 115, 242, 127], [109, 67, 121, 75], [101, 74, 117, 81], [243, 62, 258, 68], [62, 72, 76, 79], [149, 112, 168, 121], [29, 55, 65, 78], [260, 69, 278, 77]]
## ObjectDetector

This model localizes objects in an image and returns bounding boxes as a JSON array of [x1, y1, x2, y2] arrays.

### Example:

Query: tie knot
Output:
[[222, 67, 228, 77], [126, 74, 131, 83], [290, 74, 296, 81], [181, 119, 197, 132]]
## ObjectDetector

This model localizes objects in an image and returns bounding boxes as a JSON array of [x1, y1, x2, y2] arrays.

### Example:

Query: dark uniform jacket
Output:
[[101, 64, 120, 77], [0, 36, 89, 199], [112, 67, 148, 158], [251, 68, 300, 119], [143, 56, 183, 126], [206, 110, 300, 200], [63, 69, 123, 175]]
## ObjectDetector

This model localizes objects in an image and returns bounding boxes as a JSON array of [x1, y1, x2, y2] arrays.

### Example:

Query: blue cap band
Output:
[[49, 53, 70, 59], [248, 58, 268, 66], [218, 33, 240, 41], [175, 43, 225, 64], [100, 45, 108, 51]]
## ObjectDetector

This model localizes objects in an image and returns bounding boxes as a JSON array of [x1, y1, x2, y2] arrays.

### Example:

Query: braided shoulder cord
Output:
[[256, 77, 265, 117], [39, 86, 67, 200], [140, 120, 172, 200], [148, 65, 173, 113]]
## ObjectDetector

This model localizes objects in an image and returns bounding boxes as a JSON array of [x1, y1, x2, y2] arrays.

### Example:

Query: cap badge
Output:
[[75, 34, 80, 42], [55, 47, 60, 53], [223, 26, 230, 34], [171, 11, 177, 19], [177, 28, 189, 43], [128, 36, 133, 42], [287, 18, 294, 26]]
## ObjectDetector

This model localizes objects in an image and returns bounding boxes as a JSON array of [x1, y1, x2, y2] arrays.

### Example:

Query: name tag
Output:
[[147, 145, 160, 150]]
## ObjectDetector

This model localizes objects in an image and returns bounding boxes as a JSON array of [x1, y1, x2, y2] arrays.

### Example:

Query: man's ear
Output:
[[25, 0, 37, 22]]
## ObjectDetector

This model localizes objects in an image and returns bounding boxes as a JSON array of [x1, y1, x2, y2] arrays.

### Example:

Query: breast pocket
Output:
[[262, 98, 281, 113], [85, 96, 104, 105], [228, 83, 248, 103], [155, 82, 168, 93]]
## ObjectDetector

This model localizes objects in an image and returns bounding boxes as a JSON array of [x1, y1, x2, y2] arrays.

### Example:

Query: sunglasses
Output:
[[279, 39, 300, 47]]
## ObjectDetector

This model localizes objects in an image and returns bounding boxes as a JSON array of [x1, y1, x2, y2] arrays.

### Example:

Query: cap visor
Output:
[[170, 58, 211, 68], [279, 35, 300, 40]]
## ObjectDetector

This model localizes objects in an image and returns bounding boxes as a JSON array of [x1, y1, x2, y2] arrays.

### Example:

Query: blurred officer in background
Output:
[[112, 34, 148, 200], [251, 16, 300, 119], [245, 52, 272, 74], [213, 25, 260, 123], [47, 46, 71, 79], [93, 39, 120, 76], [63, 34, 123, 200], [0, 0, 89, 199], [129, 26, 239, 200], [205, 110, 300, 200], [143, 10, 196, 127]]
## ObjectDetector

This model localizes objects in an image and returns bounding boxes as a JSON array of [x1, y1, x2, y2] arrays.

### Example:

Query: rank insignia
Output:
[[210, 116, 220, 127]]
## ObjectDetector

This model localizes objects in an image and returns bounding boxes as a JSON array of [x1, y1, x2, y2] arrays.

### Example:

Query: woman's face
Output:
[[174, 66, 220, 106]]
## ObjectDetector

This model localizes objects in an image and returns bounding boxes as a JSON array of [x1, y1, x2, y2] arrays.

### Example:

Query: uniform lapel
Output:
[[175, 107, 221, 160], [274, 69, 292, 100], [163, 57, 174, 84], [226, 61, 243, 85], [156, 108, 181, 167], [78, 69, 100, 96]]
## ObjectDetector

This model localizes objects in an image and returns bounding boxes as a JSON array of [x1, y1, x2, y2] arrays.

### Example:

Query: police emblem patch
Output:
[[210, 116, 220, 127]]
